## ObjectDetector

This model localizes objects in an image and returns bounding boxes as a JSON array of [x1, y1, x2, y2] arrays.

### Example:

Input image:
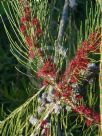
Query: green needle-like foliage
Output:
[[0, 0, 101, 136]]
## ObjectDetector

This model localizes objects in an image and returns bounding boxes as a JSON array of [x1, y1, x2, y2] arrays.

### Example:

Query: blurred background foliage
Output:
[[0, 3, 34, 120]]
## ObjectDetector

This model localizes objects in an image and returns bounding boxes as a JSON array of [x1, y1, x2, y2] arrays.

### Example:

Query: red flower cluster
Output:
[[74, 105, 85, 113], [36, 27, 43, 37], [24, 7, 31, 20], [85, 119, 92, 127], [64, 57, 89, 84], [25, 36, 35, 59], [75, 95, 82, 100], [32, 18, 40, 26], [40, 120, 50, 135], [93, 112, 100, 124], [28, 50, 35, 60], [20, 16, 42, 37], [84, 108, 92, 116], [41, 120, 48, 128], [20, 24, 26, 33], [64, 29, 101, 84], [85, 112, 100, 127], [37, 58, 56, 78], [18, 0, 31, 21], [25, 36, 33, 48], [54, 91, 61, 97], [32, 17, 43, 37], [18, 0, 43, 60], [20, 17, 27, 23], [77, 105, 92, 116], [57, 81, 73, 98], [75, 104, 100, 126], [37, 58, 56, 86]]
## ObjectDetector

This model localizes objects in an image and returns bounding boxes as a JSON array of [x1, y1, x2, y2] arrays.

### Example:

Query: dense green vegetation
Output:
[[0, 0, 101, 135], [0, 4, 33, 120]]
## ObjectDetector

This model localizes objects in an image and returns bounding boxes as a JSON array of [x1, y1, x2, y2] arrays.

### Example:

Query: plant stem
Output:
[[54, 0, 69, 63]]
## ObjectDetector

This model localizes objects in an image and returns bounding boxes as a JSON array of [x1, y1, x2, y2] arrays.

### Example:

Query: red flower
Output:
[[76, 48, 87, 58], [40, 120, 47, 128], [89, 32, 96, 43], [69, 75, 78, 83], [26, 16, 31, 21], [20, 24, 26, 33], [82, 41, 90, 52], [37, 58, 56, 78], [57, 82, 64, 89], [24, 7, 30, 14], [32, 17, 40, 26], [29, 50, 35, 59], [42, 80, 49, 86], [85, 119, 92, 127], [93, 112, 100, 124], [88, 30, 100, 53], [36, 27, 43, 37], [44, 128, 50, 136], [89, 44, 99, 52], [62, 92, 70, 98], [69, 59, 77, 69], [54, 90, 61, 97], [75, 95, 82, 100], [25, 36, 33, 47], [66, 86, 73, 92], [24, 7, 30, 18], [89, 30, 100, 44], [20, 17, 27, 23], [57, 82, 72, 93], [77, 105, 85, 112], [77, 58, 89, 69], [84, 108, 92, 116]]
